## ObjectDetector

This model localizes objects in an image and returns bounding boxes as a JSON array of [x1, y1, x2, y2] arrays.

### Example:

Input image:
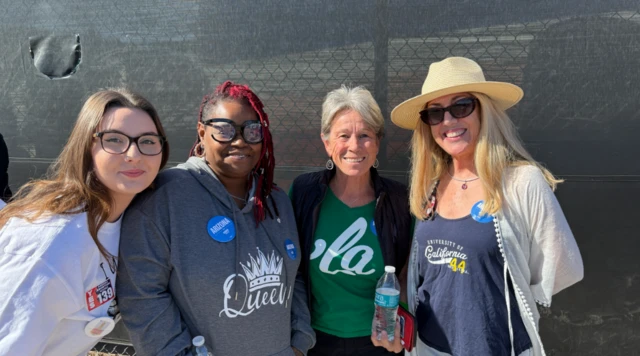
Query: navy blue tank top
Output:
[[415, 212, 532, 355]]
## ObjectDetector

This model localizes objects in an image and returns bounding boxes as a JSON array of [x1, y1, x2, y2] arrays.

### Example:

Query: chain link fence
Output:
[[0, 1, 638, 355], [1, 3, 639, 179], [2, 4, 638, 186], [90, 342, 137, 356]]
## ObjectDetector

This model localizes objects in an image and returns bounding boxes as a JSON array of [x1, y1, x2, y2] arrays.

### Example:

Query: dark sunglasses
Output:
[[419, 97, 479, 126], [203, 118, 264, 144]]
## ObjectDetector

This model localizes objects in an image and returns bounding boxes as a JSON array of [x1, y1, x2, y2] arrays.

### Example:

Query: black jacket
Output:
[[289, 167, 413, 305], [0, 133, 11, 201]]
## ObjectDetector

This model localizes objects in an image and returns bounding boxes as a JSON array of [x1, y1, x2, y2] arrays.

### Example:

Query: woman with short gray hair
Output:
[[290, 85, 412, 355], [320, 85, 385, 141]]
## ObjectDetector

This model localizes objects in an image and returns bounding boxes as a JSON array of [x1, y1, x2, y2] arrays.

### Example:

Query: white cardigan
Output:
[[407, 165, 584, 356]]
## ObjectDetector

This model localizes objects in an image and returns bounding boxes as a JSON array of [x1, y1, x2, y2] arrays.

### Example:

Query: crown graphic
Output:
[[240, 250, 283, 291]]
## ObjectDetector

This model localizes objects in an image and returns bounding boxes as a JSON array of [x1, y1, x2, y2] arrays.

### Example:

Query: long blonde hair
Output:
[[0, 89, 169, 266], [409, 92, 561, 219]]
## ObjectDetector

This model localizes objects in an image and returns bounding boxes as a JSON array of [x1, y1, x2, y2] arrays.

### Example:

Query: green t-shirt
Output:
[[309, 188, 385, 337]]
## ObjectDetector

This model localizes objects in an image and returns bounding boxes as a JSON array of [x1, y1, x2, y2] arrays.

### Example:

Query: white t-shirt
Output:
[[0, 212, 121, 356]]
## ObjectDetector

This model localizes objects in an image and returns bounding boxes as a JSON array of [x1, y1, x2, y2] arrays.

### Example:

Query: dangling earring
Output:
[[325, 159, 334, 170], [195, 142, 204, 157], [372, 158, 379, 169]]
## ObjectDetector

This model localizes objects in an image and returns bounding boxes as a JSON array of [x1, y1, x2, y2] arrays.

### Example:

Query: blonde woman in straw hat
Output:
[[382, 57, 583, 356]]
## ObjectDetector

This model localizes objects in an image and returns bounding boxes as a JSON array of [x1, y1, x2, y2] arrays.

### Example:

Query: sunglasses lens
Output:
[[420, 108, 444, 126], [243, 123, 263, 144], [450, 99, 476, 118], [420, 98, 477, 126]]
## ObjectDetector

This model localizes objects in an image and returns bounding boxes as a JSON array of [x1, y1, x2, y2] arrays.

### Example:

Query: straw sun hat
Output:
[[390, 57, 524, 130]]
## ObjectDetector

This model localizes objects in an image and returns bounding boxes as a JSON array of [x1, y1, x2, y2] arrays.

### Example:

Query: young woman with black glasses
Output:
[[0, 88, 168, 355]]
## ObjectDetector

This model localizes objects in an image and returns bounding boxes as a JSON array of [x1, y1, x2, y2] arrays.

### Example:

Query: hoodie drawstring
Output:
[[231, 197, 241, 301]]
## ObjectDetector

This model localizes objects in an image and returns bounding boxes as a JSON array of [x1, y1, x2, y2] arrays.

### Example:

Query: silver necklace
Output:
[[447, 169, 479, 190], [228, 192, 247, 202]]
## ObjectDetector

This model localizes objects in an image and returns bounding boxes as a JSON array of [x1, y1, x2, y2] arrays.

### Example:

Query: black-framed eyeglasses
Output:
[[202, 118, 264, 144], [419, 97, 479, 126], [93, 131, 165, 156]]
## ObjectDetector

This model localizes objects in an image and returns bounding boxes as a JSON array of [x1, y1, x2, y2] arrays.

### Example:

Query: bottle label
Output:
[[375, 291, 399, 308]]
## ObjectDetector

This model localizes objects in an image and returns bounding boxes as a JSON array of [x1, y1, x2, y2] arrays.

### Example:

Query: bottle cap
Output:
[[384, 265, 396, 273], [192, 335, 205, 347]]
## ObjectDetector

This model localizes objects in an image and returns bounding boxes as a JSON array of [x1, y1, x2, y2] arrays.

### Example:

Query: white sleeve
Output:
[[520, 167, 584, 305], [0, 256, 79, 355]]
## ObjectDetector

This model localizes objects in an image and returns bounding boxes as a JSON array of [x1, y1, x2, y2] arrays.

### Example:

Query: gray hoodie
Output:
[[117, 157, 315, 356]]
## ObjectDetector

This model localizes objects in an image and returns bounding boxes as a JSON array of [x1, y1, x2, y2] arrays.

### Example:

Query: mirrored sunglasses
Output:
[[203, 119, 264, 144]]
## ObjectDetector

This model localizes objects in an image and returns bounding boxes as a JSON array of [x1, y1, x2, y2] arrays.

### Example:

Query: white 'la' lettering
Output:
[[311, 217, 375, 276]]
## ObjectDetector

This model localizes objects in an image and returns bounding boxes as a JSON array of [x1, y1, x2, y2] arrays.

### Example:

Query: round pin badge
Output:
[[370, 219, 378, 236], [284, 239, 297, 260], [207, 216, 236, 242], [84, 316, 116, 338], [471, 201, 493, 224]]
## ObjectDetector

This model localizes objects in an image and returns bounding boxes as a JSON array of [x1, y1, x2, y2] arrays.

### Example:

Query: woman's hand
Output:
[[371, 319, 404, 353], [292, 346, 304, 356]]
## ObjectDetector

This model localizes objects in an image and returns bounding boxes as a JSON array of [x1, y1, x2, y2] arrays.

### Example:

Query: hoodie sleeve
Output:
[[116, 208, 192, 356], [290, 270, 315, 355], [0, 133, 11, 200], [286, 184, 315, 354]]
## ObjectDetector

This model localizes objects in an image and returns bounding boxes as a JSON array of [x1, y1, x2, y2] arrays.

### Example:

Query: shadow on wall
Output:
[[519, 15, 640, 176]]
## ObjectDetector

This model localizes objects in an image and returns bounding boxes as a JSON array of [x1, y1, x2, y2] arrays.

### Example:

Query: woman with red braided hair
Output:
[[117, 81, 315, 356]]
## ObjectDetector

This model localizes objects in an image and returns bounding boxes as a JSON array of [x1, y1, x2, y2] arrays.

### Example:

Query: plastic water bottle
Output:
[[372, 265, 401, 342], [191, 335, 212, 356]]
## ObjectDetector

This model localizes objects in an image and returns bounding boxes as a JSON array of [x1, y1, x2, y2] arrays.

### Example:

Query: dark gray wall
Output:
[[1, 1, 638, 354]]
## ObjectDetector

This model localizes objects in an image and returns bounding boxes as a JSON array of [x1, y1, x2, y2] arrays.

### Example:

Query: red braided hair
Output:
[[190, 81, 276, 224]]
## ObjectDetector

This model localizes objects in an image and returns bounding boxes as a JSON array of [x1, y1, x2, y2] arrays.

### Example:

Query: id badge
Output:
[[86, 278, 115, 311]]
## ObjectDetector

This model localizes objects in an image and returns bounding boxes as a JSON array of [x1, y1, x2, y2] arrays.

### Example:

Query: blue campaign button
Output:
[[207, 216, 236, 242], [471, 201, 493, 224], [284, 239, 297, 259], [370, 219, 377, 236]]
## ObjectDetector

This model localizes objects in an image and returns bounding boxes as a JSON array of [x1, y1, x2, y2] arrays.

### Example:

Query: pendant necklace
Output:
[[447, 169, 479, 190]]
